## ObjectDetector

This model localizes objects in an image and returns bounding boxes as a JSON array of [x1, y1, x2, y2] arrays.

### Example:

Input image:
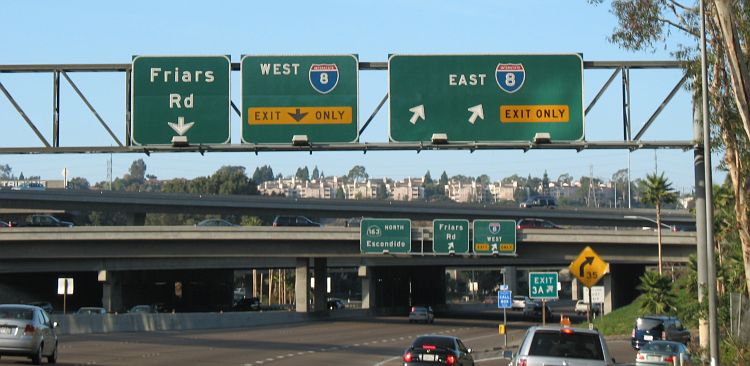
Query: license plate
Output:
[[648, 355, 661, 361], [420, 354, 437, 362], [644, 335, 653, 341], [0, 327, 12, 335]]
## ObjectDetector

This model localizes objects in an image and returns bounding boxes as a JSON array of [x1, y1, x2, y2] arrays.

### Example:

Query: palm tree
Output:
[[637, 271, 676, 314], [639, 173, 677, 275]]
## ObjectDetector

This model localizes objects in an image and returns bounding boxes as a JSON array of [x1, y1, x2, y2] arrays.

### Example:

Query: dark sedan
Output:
[[403, 335, 474, 366]]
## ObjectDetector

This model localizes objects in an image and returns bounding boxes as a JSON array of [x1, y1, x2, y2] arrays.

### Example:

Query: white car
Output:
[[408, 306, 434, 323], [575, 300, 601, 315], [507, 326, 616, 366], [512, 296, 534, 311]]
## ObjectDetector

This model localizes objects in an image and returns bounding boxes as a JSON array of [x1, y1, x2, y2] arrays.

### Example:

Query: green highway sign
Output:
[[241, 55, 359, 144], [388, 54, 584, 143], [472, 219, 517, 256], [433, 219, 469, 255], [529, 272, 559, 300], [131, 55, 231, 145], [360, 218, 411, 254]]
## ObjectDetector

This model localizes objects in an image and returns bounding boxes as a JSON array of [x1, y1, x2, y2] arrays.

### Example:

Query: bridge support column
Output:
[[503, 266, 517, 293], [312, 258, 327, 313], [603, 273, 613, 315], [126, 213, 146, 226], [101, 271, 122, 313], [571, 279, 580, 301], [359, 266, 374, 310], [295, 258, 310, 313]]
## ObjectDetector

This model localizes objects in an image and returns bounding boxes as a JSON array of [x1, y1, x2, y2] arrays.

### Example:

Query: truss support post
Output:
[[53, 70, 60, 148]]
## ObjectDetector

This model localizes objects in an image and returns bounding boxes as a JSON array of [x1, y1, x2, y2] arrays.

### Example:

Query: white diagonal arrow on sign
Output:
[[409, 105, 425, 124], [467, 104, 484, 124], [168, 116, 194, 136]]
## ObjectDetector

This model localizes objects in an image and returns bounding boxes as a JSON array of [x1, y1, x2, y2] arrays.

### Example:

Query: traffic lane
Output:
[[49, 317, 521, 366], [607, 339, 637, 366]]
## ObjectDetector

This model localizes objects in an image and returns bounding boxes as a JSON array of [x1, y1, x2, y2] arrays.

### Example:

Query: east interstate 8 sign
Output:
[[388, 54, 584, 143]]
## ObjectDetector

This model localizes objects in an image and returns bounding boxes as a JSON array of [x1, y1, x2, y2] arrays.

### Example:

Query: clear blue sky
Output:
[[0, 0, 720, 192]]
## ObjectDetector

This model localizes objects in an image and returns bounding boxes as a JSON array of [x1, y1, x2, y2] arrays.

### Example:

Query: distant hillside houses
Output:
[[257, 176, 691, 209]]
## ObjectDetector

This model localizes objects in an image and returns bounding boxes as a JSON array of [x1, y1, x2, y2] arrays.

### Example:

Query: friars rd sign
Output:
[[360, 218, 411, 254], [241, 55, 359, 144], [131, 56, 231, 145], [388, 54, 584, 143]]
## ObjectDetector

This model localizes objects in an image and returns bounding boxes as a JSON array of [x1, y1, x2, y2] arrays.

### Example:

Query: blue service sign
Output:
[[498, 290, 512, 309]]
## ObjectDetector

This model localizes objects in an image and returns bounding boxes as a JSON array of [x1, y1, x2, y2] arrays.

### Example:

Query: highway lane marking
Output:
[[374, 355, 401, 366], [476, 356, 505, 363]]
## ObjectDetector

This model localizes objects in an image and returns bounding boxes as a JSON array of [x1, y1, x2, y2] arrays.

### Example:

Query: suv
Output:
[[508, 326, 616, 366], [520, 196, 557, 209], [272, 215, 320, 227], [631, 316, 691, 349]]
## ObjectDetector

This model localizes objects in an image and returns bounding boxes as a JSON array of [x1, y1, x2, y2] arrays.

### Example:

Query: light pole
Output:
[[623, 215, 674, 231]]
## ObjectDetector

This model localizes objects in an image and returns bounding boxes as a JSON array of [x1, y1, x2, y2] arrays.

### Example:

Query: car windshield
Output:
[[636, 318, 664, 330], [0, 307, 34, 320], [642, 342, 682, 353], [527, 330, 604, 360], [413, 336, 454, 350]]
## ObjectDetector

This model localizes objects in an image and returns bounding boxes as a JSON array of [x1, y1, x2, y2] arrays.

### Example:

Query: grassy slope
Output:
[[575, 295, 646, 336]]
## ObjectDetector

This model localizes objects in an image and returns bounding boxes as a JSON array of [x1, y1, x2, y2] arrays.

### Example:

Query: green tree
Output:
[[347, 165, 368, 183], [252, 165, 275, 184], [295, 166, 310, 182], [0, 164, 12, 179], [637, 271, 676, 314], [423, 170, 433, 184], [640, 173, 677, 275], [67, 177, 90, 190], [311, 166, 320, 181]]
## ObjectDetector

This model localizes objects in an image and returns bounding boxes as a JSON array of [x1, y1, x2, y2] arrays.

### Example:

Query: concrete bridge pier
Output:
[[294, 258, 328, 313], [101, 270, 122, 313], [295, 258, 309, 313]]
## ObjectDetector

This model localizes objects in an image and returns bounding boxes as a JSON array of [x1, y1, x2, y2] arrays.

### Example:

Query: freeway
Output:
[[46, 316, 638, 366]]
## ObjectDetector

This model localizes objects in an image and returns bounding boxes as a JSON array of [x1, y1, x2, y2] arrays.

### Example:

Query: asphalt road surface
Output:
[[0, 316, 638, 366]]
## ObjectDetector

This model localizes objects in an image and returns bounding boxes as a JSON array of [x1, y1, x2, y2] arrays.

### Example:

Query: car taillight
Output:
[[663, 355, 674, 362], [517, 358, 527, 366], [636, 352, 645, 360], [446, 355, 456, 365], [403, 352, 413, 362], [24, 324, 35, 334], [561, 328, 574, 334], [661, 331, 666, 339], [411, 306, 416, 312], [631, 329, 635, 338]]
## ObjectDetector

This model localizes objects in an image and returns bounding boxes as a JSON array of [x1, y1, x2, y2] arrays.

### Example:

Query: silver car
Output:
[[0, 304, 58, 364], [508, 326, 616, 366]]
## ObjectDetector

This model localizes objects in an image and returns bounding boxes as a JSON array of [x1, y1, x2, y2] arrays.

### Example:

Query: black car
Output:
[[631, 315, 691, 349], [519, 196, 557, 209], [233, 297, 260, 311], [327, 298, 345, 310], [272, 215, 320, 227], [403, 335, 474, 366]]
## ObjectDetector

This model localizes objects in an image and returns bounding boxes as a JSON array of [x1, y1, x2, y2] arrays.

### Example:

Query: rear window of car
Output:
[[642, 342, 682, 353], [636, 318, 664, 330], [528, 330, 604, 360], [413, 336, 455, 350], [0, 308, 34, 320]]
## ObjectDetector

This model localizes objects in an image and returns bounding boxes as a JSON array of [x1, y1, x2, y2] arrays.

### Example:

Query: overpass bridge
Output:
[[0, 225, 695, 317]]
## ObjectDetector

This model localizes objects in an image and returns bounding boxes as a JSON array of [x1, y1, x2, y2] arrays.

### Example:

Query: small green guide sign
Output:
[[472, 219, 517, 256], [360, 218, 411, 254], [529, 272, 559, 300], [433, 219, 469, 255], [131, 55, 231, 145]]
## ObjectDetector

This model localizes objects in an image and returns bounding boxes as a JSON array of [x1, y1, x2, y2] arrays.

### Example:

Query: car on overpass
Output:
[[403, 334, 474, 366], [0, 220, 12, 227], [272, 215, 320, 227], [196, 219, 237, 227], [516, 218, 561, 230], [520, 196, 557, 209], [23, 215, 73, 228]]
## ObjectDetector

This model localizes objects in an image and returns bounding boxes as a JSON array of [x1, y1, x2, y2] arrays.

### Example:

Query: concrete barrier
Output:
[[51, 309, 368, 335]]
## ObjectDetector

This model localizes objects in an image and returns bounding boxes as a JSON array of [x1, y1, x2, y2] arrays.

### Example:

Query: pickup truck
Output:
[[25, 214, 74, 227]]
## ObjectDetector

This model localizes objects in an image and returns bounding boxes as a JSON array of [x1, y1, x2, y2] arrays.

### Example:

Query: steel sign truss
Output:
[[0, 60, 692, 154]]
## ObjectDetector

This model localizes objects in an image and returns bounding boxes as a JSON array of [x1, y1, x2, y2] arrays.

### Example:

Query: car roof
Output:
[[0, 304, 39, 310], [415, 334, 459, 340]]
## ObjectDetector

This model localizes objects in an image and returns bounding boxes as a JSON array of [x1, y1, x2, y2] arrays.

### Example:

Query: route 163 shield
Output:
[[309, 64, 339, 94], [488, 222, 501, 234], [496, 63, 525, 93]]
